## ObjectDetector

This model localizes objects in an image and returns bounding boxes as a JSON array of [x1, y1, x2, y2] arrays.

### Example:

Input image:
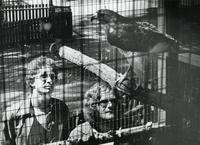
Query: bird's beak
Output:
[[91, 13, 98, 22]]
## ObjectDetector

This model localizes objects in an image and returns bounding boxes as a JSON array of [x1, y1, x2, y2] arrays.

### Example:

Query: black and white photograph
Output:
[[0, 0, 200, 145]]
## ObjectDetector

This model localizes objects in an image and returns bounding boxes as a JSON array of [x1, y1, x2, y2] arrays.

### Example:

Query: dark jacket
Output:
[[0, 96, 70, 145]]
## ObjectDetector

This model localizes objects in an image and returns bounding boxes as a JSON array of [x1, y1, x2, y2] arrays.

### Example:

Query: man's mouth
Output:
[[105, 110, 113, 114], [44, 86, 52, 89]]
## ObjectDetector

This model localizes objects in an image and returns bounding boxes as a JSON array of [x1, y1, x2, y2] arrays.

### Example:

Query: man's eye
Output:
[[100, 100, 107, 104], [50, 74, 55, 79], [41, 73, 47, 78], [99, 100, 109, 106]]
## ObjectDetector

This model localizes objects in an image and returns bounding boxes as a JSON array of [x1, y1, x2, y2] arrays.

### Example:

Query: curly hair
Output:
[[25, 53, 58, 91], [83, 81, 113, 124]]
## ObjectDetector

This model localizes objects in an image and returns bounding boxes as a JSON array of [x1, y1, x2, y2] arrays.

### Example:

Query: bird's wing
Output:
[[135, 21, 178, 53], [136, 21, 163, 36], [136, 21, 176, 42]]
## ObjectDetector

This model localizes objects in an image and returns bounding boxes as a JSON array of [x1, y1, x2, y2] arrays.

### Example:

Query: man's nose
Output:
[[46, 76, 53, 84], [107, 101, 113, 108]]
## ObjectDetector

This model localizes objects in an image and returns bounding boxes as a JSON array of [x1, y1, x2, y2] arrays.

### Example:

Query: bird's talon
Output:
[[145, 122, 153, 130], [116, 127, 122, 137]]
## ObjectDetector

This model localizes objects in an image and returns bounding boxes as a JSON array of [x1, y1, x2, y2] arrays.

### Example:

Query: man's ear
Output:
[[30, 82, 35, 88], [27, 79, 35, 88]]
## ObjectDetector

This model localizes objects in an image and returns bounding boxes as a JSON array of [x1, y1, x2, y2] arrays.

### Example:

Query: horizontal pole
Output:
[[43, 122, 168, 145]]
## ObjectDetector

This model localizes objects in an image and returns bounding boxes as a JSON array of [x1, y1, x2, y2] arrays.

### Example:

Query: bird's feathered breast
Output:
[[107, 22, 139, 51]]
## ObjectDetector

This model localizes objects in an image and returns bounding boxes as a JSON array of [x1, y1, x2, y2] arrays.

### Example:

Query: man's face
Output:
[[31, 66, 56, 94], [97, 88, 116, 120]]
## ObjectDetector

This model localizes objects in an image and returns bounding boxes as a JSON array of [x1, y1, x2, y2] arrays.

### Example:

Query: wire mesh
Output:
[[0, 0, 200, 145]]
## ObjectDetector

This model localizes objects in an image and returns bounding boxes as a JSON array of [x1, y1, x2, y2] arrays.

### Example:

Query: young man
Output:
[[68, 81, 117, 144], [1, 54, 70, 145]]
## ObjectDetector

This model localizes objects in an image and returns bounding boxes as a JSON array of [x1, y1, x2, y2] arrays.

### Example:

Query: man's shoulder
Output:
[[51, 97, 68, 108], [2, 97, 31, 121], [2, 101, 21, 121]]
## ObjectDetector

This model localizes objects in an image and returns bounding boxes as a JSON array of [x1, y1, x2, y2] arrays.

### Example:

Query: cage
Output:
[[0, 0, 200, 145]]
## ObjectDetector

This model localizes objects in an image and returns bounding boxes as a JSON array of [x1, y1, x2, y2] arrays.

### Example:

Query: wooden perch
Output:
[[43, 122, 168, 145], [59, 46, 122, 87]]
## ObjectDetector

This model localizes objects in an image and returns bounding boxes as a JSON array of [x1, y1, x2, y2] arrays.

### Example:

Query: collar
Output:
[[16, 95, 60, 117]]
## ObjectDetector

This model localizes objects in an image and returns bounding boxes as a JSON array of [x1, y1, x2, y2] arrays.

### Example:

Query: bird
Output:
[[91, 9, 178, 54], [91, 10, 180, 110]]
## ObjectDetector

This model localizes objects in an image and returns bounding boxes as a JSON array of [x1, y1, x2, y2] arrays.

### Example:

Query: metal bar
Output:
[[43, 122, 168, 145]]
